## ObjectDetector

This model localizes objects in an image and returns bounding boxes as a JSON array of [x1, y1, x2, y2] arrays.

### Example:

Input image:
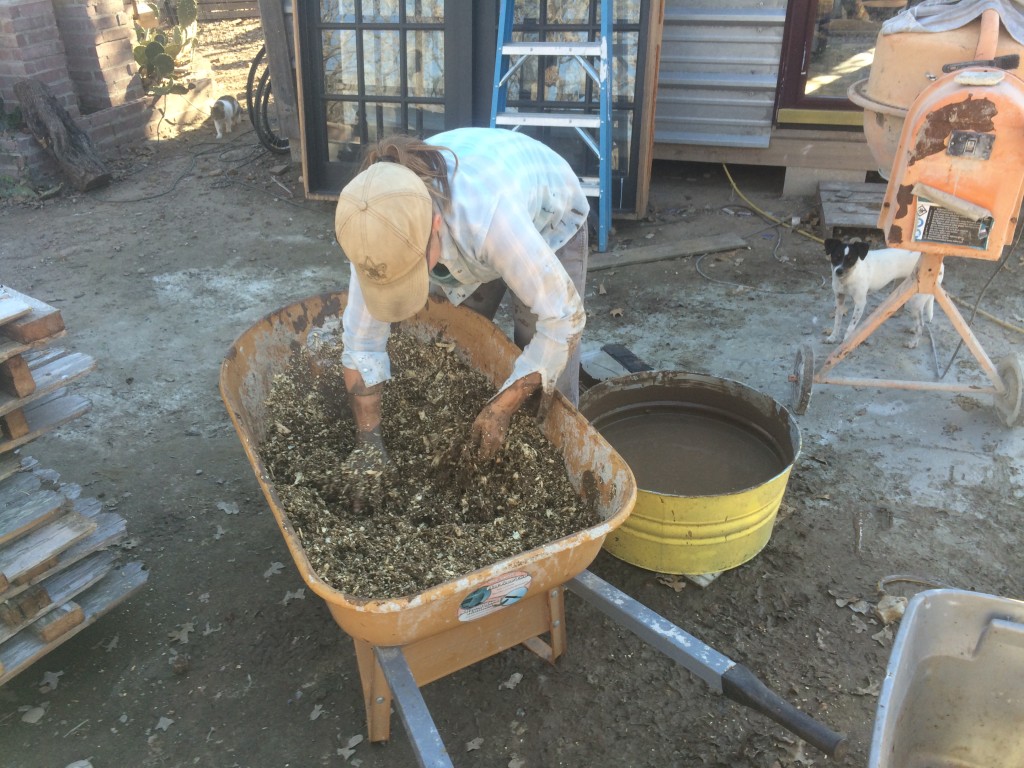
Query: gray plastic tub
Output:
[[869, 588, 1024, 768]]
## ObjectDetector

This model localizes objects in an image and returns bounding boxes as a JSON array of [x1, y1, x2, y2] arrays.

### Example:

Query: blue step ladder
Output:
[[489, 0, 613, 252]]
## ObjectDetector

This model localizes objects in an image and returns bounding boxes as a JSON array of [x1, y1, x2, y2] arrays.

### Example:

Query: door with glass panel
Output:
[[297, 0, 655, 216], [297, 0, 481, 197]]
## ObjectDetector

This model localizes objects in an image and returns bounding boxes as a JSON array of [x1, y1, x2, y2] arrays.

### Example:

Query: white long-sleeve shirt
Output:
[[341, 127, 589, 395]]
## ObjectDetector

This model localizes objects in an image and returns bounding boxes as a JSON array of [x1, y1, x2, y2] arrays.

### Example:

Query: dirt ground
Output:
[[2, 18, 1023, 768]]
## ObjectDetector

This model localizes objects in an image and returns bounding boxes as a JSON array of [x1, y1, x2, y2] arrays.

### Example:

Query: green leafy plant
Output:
[[133, 0, 199, 93]]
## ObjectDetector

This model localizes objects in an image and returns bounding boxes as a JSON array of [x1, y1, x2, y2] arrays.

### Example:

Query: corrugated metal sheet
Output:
[[655, 1, 786, 148]]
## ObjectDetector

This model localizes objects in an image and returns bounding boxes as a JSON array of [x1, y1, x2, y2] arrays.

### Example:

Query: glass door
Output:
[[297, 0, 480, 196], [295, 0, 656, 214], [777, 0, 910, 126]]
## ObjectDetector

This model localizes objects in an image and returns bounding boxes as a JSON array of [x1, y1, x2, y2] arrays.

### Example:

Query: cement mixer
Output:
[[794, 3, 1024, 427]]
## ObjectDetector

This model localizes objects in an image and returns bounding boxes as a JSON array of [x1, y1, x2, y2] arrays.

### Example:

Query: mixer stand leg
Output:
[[815, 260, 929, 380], [809, 254, 1012, 407]]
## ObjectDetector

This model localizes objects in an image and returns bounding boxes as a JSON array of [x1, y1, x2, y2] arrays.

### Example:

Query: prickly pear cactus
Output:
[[177, 0, 198, 30]]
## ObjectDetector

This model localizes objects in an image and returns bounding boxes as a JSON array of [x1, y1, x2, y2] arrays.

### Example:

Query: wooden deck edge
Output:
[[653, 128, 880, 173]]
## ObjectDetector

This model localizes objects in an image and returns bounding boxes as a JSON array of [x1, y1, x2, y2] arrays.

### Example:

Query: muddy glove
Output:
[[342, 427, 388, 513], [341, 368, 387, 511], [469, 372, 542, 461]]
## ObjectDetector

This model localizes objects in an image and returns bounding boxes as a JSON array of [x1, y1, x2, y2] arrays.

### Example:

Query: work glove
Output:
[[469, 399, 516, 462], [342, 429, 388, 513], [468, 373, 542, 461]]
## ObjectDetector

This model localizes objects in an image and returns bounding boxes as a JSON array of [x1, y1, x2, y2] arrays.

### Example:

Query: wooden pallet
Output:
[[0, 287, 65, 344], [0, 390, 92, 452], [197, 0, 260, 21], [0, 561, 148, 682], [817, 180, 888, 240], [0, 349, 95, 417], [0, 289, 87, 443], [0, 288, 144, 684], [0, 465, 138, 681]]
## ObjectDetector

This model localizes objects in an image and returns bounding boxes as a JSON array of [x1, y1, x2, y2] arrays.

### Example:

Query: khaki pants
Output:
[[455, 226, 588, 405]]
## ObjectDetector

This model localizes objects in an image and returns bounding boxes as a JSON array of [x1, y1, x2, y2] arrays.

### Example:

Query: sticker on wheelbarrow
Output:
[[458, 571, 531, 622]]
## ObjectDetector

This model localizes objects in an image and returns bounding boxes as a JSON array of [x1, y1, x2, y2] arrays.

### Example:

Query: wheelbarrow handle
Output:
[[601, 343, 653, 373], [722, 664, 848, 759], [568, 570, 848, 758], [942, 53, 1020, 73]]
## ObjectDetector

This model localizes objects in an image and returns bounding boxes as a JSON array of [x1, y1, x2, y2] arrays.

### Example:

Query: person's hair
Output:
[[360, 135, 457, 212]]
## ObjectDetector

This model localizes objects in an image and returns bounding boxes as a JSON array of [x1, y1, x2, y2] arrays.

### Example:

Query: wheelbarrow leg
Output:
[[521, 586, 567, 663], [353, 638, 395, 743], [568, 570, 848, 759], [375, 646, 455, 768]]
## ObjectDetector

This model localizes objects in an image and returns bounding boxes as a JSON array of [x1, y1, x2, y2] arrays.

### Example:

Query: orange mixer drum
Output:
[[879, 66, 1024, 261]]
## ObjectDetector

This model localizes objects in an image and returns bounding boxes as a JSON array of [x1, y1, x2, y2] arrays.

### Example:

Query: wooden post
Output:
[[12, 79, 112, 192], [256, 0, 300, 157]]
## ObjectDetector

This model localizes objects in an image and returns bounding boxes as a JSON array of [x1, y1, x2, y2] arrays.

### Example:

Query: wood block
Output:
[[0, 352, 95, 419], [0, 551, 114, 643], [0, 391, 91, 455], [33, 601, 84, 642], [0, 332, 67, 366], [2, 409, 30, 440], [589, 231, 748, 272], [15, 555, 60, 586], [0, 292, 32, 327], [0, 505, 124, 603], [0, 355, 35, 398], [0, 561, 148, 685], [0, 584, 51, 626], [0, 488, 65, 546], [0, 288, 64, 344], [818, 180, 887, 239], [0, 510, 96, 588]]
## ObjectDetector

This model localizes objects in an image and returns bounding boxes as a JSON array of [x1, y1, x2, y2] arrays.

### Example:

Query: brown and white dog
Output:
[[824, 238, 943, 349]]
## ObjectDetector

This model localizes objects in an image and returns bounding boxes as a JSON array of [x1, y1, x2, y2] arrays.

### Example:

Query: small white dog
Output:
[[824, 238, 943, 349]]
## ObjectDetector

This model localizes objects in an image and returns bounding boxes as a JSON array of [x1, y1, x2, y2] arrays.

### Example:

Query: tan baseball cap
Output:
[[335, 162, 433, 323]]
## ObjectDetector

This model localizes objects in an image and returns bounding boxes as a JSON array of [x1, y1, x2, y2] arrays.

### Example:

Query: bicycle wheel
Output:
[[254, 65, 290, 154], [246, 44, 266, 120]]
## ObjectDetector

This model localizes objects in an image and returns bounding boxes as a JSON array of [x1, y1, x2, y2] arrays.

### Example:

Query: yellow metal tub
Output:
[[579, 370, 800, 575]]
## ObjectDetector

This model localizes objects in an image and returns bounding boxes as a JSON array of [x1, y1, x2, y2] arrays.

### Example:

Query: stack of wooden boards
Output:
[[0, 286, 147, 684], [816, 180, 886, 240]]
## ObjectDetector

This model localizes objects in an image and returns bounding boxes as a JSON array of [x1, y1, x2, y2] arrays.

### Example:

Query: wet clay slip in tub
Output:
[[579, 370, 801, 575]]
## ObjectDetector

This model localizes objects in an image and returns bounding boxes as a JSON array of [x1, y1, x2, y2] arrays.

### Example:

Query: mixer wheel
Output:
[[994, 353, 1024, 427], [791, 344, 814, 415]]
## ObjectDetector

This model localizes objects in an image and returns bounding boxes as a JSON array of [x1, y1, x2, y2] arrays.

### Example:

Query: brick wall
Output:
[[0, 0, 218, 187], [0, 0, 79, 117], [0, 74, 213, 184], [0, 0, 149, 185], [51, 0, 143, 113]]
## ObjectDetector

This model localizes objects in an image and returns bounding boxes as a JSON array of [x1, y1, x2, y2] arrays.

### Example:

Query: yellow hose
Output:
[[721, 163, 824, 244]]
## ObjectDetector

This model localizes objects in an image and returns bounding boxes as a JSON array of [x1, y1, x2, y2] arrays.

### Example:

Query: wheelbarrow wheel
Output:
[[791, 344, 814, 415], [994, 353, 1024, 427]]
